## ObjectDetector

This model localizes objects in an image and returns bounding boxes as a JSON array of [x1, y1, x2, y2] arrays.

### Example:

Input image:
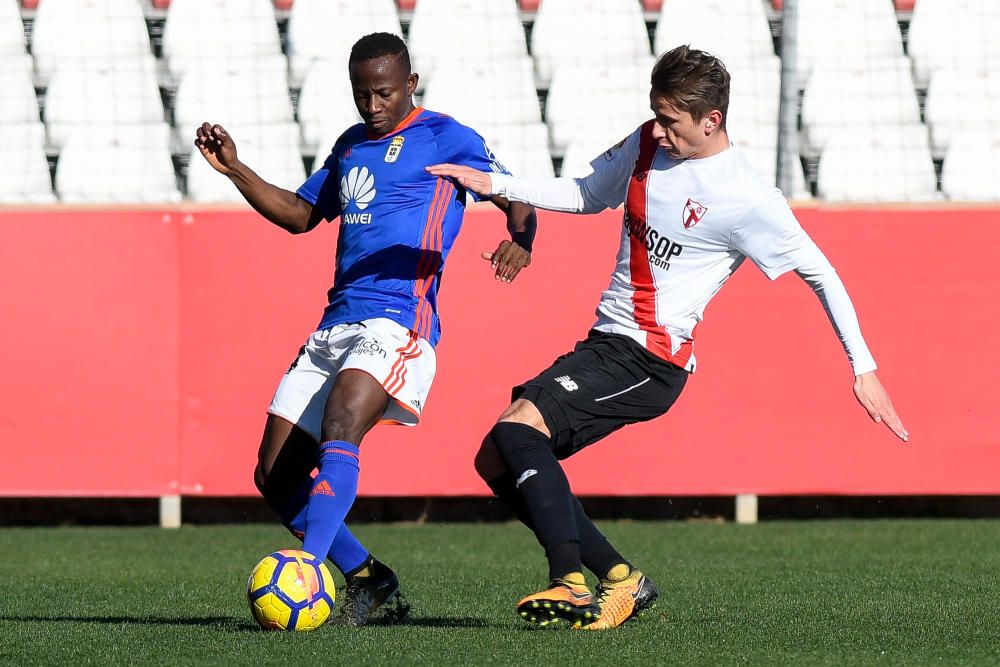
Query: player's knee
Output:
[[253, 462, 268, 496], [496, 399, 550, 437], [474, 436, 507, 482], [320, 408, 369, 445]]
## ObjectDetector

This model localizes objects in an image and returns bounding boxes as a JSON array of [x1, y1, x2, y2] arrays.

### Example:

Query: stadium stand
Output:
[[941, 136, 1000, 202], [421, 58, 542, 130], [907, 0, 1000, 88], [546, 61, 652, 154], [185, 123, 305, 202], [655, 0, 774, 67], [794, 0, 904, 85], [530, 0, 651, 86], [0, 0, 987, 203], [55, 139, 180, 203], [818, 143, 938, 202], [298, 59, 363, 154], [925, 67, 1000, 158], [800, 59, 922, 155], [476, 122, 555, 178], [1, 54, 39, 124], [286, 0, 401, 83], [30, 0, 151, 82], [44, 65, 165, 148], [408, 0, 527, 81], [0, 121, 55, 203]]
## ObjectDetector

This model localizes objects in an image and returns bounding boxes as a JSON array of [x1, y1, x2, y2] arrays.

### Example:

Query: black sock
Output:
[[490, 422, 582, 580], [487, 471, 629, 580]]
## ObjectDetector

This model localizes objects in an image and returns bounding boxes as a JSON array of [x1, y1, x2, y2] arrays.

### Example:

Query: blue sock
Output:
[[301, 441, 361, 562], [271, 483, 369, 574]]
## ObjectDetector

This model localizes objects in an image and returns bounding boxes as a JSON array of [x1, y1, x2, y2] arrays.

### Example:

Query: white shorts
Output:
[[268, 318, 436, 441]]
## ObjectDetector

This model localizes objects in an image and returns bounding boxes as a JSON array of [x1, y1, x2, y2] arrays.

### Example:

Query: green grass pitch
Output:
[[1, 520, 998, 665]]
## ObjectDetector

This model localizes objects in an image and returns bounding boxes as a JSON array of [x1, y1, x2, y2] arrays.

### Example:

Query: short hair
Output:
[[349, 32, 411, 73], [650, 46, 730, 128]]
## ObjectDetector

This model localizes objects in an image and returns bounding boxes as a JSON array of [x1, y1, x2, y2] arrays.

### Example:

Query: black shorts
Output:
[[512, 330, 688, 460]]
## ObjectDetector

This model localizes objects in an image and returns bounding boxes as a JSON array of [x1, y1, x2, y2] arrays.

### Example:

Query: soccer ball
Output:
[[246, 549, 336, 631]]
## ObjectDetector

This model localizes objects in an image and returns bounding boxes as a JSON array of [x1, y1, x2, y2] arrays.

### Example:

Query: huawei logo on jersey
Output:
[[340, 166, 376, 211], [683, 198, 707, 228]]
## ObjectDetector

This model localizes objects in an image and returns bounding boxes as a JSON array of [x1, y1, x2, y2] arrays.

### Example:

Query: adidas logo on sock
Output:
[[310, 480, 335, 497]]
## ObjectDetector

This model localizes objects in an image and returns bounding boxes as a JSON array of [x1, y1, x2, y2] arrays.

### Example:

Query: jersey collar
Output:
[[366, 106, 424, 141]]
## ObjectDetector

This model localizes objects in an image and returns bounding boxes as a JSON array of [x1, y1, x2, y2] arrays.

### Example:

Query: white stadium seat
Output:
[[801, 59, 921, 154], [546, 62, 652, 151], [0, 61, 40, 123], [925, 68, 1000, 157], [941, 136, 1000, 202], [559, 142, 609, 178], [531, 0, 650, 86], [162, 0, 280, 75], [818, 145, 938, 203], [286, 0, 401, 82], [172, 68, 293, 140], [795, 0, 904, 84], [54, 122, 172, 154], [56, 140, 180, 204], [31, 0, 151, 81], [44, 67, 165, 147], [908, 0, 1000, 86], [186, 124, 305, 202], [408, 0, 527, 80], [0, 0, 26, 57], [421, 58, 541, 128], [471, 122, 552, 177], [0, 122, 56, 203], [298, 60, 363, 153], [725, 56, 782, 142], [655, 0, 774, 66]]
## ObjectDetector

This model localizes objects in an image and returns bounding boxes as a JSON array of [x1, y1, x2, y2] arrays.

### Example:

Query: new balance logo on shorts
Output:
[[554, 375, 579, 392]]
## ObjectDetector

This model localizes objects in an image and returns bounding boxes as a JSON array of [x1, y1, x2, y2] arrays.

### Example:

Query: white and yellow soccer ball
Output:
[[246, 549, 336, 631]]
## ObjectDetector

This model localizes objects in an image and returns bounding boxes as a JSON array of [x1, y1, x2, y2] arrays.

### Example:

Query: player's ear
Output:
[[704, 110, 723, 136], [407, 72, 419, 96]]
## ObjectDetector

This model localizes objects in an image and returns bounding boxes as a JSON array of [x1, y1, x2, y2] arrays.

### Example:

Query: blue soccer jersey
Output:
[[296, 108, 509, 347]]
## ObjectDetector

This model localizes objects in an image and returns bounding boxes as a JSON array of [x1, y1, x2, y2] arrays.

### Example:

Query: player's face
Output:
[[350, 56, 419, 136], [649, 94, 710, 159]]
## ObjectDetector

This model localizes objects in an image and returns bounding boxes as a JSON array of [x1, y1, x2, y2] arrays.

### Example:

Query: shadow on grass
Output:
[[2, 614, 502, 630], [372, 616, 498, 629], [0, 615, 258, 632]]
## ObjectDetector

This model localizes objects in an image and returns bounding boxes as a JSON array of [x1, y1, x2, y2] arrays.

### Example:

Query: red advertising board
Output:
[[0, 206, 997, 496]]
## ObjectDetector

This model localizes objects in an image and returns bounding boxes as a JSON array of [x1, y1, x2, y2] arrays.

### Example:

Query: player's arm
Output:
[[732, 198, 908, 442], [426, 167, 612, 214], [195, 123, 323, 234], [480, 197, 537, 283], [791, 245, 908, 441]]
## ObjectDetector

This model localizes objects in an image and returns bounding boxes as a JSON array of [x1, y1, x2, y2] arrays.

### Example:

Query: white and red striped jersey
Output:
[[491, 120, 876, 375]]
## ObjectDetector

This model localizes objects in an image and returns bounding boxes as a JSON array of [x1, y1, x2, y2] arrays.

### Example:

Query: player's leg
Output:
[[490, 330, 688, 628], [301, 319, 434, 625], [485, 399, 600, 627], [474, 434, 629, 582], [261, 331, 379, 577], [253, 414, 370, 575]]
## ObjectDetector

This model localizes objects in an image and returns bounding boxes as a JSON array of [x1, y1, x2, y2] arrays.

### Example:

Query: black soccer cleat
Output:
[[334, 561, 411, 627]]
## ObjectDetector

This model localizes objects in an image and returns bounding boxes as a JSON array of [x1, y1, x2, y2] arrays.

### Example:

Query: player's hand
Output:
[[425, 163, 493, 197], [195, 122, 238, 175], [482, 240, 531, 283], [853, 371, 908, 442]]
